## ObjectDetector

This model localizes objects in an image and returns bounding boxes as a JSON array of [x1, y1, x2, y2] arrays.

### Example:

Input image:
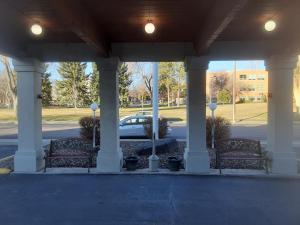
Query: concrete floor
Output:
[[0, 175, 299, 225]]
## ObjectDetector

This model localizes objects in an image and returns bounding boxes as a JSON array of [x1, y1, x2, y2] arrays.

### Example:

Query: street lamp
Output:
[[208, 102, 217, 149], [90, 102, 98, 148]]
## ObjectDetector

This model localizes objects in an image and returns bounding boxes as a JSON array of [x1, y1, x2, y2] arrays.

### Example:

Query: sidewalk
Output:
[[1, 138, 300, 147]]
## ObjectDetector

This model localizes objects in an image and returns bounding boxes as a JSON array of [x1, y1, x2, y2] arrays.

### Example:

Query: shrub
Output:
[[79, 116, 100, 145], [206, 116, 231, 148], [143, 117, 169, 139], [217, 89, 232, 104]]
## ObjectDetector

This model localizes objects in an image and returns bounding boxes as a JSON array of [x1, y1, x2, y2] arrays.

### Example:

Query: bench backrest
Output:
[[216, 138, 261, 155], [50, 138, 93, 153]]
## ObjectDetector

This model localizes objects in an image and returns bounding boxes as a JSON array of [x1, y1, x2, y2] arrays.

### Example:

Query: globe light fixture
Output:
[[145, 22, 155, 34], [208, 102, 217, 112], [208, 102, 218, 149], [264, 20, 276, 32], [90, 102, 98, 111], [31, 23, 43, 35], [90, 102, 98, 148]]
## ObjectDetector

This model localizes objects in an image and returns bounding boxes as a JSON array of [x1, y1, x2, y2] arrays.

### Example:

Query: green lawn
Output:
[[0, 103, 268, 123]]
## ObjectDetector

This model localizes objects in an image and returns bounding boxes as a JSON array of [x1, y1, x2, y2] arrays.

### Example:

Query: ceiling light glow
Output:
[[31, 23, 43, 35], [145, 22, 155, 34], [264, 20, 276, 32]]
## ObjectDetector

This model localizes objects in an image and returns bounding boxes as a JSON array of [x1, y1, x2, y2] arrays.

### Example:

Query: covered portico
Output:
[[0, 0, 299, 174]]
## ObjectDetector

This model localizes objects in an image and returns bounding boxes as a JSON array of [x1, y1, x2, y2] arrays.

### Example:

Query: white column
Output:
[[13, 58, 44, 172], [184, 56, 210, 173], [96, 57, 123, 172], [265, 55, 298, 175], [152, 62, 159, 140]]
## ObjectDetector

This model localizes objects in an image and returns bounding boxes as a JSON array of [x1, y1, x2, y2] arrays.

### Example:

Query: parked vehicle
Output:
[[119, 115, 171, 137], [119, 115, 151, 137], [135, 111, 152, 116]]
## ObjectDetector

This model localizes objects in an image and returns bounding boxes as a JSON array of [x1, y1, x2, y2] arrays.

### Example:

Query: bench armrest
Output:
[[261, 150, 272, 160], [44, 149, 50, 159]]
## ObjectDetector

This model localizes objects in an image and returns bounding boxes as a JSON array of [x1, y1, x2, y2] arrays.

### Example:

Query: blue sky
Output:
[[209, 60, 265, 72], [1, 60, 265, 81], [46, 60, 265, 81]]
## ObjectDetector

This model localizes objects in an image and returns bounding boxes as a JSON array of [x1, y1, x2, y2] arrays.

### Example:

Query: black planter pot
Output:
[[168, 157, 182, 171], [125, 156, 139, 171]]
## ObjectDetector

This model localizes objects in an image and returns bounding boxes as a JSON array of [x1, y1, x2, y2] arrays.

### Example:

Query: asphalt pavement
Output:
[[0, 175, 299, 225], [1, 122, 300, 140]]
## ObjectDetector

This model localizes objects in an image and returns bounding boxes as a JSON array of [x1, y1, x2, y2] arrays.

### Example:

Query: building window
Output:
[[256, 84, 264, 92], [257, 75, 265, 80], [240, 86, 255, 92], [248, 75, 256, 80], [248, 86, 255, 91], [240, 74, 247, 80]]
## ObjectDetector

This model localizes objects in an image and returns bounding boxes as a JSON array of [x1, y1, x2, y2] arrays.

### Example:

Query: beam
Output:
[[194, 0, 248, 54], [51, 0, 108, 56]]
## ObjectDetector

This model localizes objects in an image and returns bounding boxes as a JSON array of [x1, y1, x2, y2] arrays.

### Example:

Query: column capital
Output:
[[184, 56, 209, 72], [12, 58, 45, 73], [95, 57, 120, 72], [265, 54, 298, 71]]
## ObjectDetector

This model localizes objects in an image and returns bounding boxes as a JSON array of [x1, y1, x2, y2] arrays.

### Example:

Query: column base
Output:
[[271, 152, 298, 175], [14, 151, 44, 173], [184, 148, 210, 173], [96, 148, 123, 172], [148, 154, 159, 172]]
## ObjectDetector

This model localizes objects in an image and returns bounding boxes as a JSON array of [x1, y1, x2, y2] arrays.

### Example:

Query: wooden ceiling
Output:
[[0, 0, 300, 56]]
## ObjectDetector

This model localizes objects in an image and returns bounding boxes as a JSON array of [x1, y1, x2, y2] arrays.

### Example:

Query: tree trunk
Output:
[[167, 85, 170, 108], [72, 84, 78, 109], [141, 94, 144, 110], [177, 75, 180, 107], [12, 96, 17, 115], [177, 86, 180, 107]]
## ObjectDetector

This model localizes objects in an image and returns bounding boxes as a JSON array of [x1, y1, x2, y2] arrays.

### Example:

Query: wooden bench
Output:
[[44, 138, 97, 172], [215, 138, 270, 174]]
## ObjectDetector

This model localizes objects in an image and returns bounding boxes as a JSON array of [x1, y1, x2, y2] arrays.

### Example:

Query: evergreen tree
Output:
[[118, 63, 132, 107], [56, 62, 90, 108], [90, 62, 100, 103], [41, 71, 52, 106]]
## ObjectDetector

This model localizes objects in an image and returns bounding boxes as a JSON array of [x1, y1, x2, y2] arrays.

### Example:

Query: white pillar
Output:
[[184, 56, 210, 173], [96, 57, 123, 172], [13, 58, 44, 172], [152, 62, 159, 140], [265, 55, 298, 175]]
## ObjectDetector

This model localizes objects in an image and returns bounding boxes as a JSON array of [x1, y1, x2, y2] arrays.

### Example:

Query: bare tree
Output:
[[135, 83, 148, 109], [143, 74, 152, 98], [0, 75, 9, 106], [132, 62, 153, 101], [0, 56, 17, 112]]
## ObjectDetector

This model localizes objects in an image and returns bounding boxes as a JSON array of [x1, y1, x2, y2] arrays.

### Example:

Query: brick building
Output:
[[207, 70, 268, 103]]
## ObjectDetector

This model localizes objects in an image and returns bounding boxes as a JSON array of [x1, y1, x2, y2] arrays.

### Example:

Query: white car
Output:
[[119, 115, 172, 137], [119, 115, 151, 137]]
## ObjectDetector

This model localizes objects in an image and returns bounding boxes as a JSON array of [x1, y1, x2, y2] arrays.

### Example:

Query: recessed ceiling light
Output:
[[31, 23, 43, 35], [145, 22, 155, 34], [264, 20, 276, 32]]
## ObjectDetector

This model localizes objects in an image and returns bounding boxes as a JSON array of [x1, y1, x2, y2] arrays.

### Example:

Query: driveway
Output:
[[2, 122, 300, 140], [0, 175, 299, 225]]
